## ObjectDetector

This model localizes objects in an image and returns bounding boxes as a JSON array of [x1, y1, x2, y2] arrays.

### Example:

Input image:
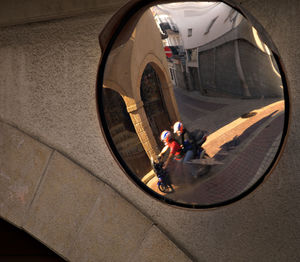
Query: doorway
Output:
[[140, 64, 172, 148]]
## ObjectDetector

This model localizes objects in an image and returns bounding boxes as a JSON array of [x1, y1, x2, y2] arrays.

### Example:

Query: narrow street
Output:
[[147, 87, 285, 204]]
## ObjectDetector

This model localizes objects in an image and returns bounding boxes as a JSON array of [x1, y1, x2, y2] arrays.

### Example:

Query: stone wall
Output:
[[0, 122, 190, 261], [0, 0, 299, 261]]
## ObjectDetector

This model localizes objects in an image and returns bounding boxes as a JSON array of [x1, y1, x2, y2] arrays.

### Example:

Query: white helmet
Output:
[[173, 121, 183, 134], [160, 130, 171, 143]]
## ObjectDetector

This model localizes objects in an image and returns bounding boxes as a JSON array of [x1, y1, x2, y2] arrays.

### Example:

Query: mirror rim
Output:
[[96, 0, 291, 209]]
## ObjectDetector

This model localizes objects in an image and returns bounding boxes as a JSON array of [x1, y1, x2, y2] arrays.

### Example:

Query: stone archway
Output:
[[102, 88, 152, 178], [135, 54, 180, 126]]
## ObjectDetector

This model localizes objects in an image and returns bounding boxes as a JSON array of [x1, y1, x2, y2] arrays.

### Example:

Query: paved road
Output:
[[147, 88, 285, 205], [173, 87, 283, 134], [167, 113, 284, 205]]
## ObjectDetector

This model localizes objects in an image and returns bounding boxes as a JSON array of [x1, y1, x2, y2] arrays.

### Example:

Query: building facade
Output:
[[0, 1, 299, 261]]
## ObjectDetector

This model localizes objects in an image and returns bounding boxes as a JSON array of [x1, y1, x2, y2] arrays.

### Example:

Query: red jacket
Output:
[[168, 139, 182, 158]]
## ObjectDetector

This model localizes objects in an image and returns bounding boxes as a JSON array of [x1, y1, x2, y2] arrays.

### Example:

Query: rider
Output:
[[173, 121, 196, 163], [158, 130, 183, 169]]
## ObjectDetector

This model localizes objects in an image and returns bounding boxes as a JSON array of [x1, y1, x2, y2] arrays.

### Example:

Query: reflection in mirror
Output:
[[101, 1, 286, 206]]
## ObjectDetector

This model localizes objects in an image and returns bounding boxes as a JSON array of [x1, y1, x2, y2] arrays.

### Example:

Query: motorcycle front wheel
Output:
[[158, 183, 174, 193], [158, 183, 167, 193]]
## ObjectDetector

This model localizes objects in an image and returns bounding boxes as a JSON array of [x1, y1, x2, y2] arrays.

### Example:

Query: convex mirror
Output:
[[98, 1, 289, 208]]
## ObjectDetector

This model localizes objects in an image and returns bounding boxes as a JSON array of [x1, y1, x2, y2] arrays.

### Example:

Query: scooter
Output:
[[193, 129, 209, 159], [189, 129, 211, 177], [150, 157, 174, 193]]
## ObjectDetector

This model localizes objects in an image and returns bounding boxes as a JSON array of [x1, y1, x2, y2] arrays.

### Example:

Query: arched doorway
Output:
[[140, 64, 172, 148], [102, 88, 152, 178]]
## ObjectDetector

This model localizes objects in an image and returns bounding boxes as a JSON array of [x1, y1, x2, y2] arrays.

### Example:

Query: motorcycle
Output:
[[188, 129, 211, 177], [150, 157, 174, 193], [151, 129, 210, 191], [192, 129, 209, 159]]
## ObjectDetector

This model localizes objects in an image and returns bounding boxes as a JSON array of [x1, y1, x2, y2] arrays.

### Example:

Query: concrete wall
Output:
[[0, 0, 299, 261], [198, 39, 283, 97], [197, 18, 283, 98], [239, 39, 282, 97]]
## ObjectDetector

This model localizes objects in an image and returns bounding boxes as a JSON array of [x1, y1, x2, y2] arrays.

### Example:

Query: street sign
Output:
[[164, 46, 173, 58]]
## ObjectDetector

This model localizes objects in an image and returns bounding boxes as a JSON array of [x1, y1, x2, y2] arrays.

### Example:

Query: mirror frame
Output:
[[96, 0, 290, 209]]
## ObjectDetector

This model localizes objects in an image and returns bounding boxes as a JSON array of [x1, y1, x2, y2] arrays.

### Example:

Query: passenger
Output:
[[173, 121, 196, 163], [158, 130, 183, 169]]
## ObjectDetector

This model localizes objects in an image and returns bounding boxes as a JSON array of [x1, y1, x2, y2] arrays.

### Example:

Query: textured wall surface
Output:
[[0, 0, 299, 261]]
